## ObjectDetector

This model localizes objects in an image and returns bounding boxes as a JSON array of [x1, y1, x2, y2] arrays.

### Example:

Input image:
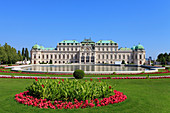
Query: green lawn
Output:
[[0, 78, 170, 113]]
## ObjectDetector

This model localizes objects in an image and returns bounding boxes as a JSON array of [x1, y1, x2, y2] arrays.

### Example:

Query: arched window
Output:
[[110, 55, 112, 59], [98, 55, 100, 59]]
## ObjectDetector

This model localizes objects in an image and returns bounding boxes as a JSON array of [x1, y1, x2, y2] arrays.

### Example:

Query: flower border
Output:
[[15, 90, 127, 109], [0, 76, 170, 80]]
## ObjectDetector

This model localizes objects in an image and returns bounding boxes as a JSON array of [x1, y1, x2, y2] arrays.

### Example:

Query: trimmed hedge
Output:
[[73, 70, 84, 79]]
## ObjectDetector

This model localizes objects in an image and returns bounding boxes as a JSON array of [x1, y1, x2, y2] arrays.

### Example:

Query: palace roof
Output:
[[81, 38, 95, 44], [60, 40, 79, 43], [96, 40, 116, 43], [119, 47, 131, 51]]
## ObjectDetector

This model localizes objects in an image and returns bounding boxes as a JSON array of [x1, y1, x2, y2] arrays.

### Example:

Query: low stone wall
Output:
[[7, 64, 163, 74]]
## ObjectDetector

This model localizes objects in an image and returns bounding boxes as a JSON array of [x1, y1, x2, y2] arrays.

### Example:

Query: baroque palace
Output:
[[31, 38, 145, 65]]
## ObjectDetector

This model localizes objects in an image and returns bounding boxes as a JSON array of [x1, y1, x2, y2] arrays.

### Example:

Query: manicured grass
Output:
[[0, 78, 170, 113]]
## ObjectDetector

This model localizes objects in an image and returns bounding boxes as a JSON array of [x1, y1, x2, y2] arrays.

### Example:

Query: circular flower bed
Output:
[[15, 79, 127, 109]]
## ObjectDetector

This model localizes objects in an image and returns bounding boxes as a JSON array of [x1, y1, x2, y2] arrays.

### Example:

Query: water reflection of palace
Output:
[[31, 38, 146, 65], [26, 65, 145, 72]]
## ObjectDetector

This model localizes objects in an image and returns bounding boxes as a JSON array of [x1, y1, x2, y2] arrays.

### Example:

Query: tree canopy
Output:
[[0, 43, 28, 64], [156, 53, 170, 65]]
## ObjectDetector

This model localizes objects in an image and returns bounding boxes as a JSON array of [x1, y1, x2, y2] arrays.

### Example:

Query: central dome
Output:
[[135, 44, 144, 50]]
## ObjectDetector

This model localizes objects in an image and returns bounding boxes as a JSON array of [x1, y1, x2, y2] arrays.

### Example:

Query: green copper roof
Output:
[[119, 47, 131, 51], [40, 46, 45, 50], [96, 40, 116, 43], [131, 45, 136, 50], [60, 40, 79, 43], [45, 48, 55, 50], [32, 44, 40, 49], [81, 38, 95, 44], [135, 44, 144, 50]]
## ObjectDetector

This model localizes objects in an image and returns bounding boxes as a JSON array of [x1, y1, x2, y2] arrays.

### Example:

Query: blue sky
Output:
[[0, 0, 169, 59]]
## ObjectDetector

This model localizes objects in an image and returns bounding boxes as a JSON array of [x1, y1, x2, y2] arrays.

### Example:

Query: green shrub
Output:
[[73, 70, 84, 79], [121, 60, 125, 64], [8, 64, 12, 66], [141, 71, 145, 74], [162, 65, 165, 67], [26, 79, 114, 101], [152, 64, 154, 66], [146, 74, 150, 79], [18, 70, 22, 73], [165, 67, 170, 70], [113, 72, 116, 75]]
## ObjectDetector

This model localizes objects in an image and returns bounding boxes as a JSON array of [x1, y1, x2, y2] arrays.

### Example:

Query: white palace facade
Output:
[[31, 38, 146, 65]]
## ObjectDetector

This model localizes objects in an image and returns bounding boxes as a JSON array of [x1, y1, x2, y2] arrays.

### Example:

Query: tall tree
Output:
[[17, 50, 23, 61], [0, 46, 8, 64], [22, 48, 25, 60], [25, 48, 29, 60]]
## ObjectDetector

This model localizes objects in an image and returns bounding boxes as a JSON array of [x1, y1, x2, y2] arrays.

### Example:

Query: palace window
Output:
[[75, 54, 77, 59], [115, 55, 117, 59], [119, 55, 121, 59], [98, 55, 100, 59], [59, 55, 61, 59], [67, 54, 69, 59], [51, 54, 53, 59], [34, 54, 36, 59], [106, 55, 108, 59], [55, 55, 57, 59], [103, 55, 104, 59], [140, 55, 142, 59], [127, 55, 129, 59], [42, 55, 44, 59], [63, 54, 65, 59], [67, 48, 69, 51], [123, 55, 125, 59], [63, 48, 65, 51], [67, 43, 69, 45], [47, 55, 48, 59], [110, 55, 113, 59]]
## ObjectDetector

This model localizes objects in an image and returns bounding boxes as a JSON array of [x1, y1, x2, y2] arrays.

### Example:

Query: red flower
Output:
[[99, 80, 101, 82], [62, 79, 64, 82], [109, 86, 111, 89], [90, 79, 92, 81], [35, 78, 38, 81], [41, 84, 44, 88]]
